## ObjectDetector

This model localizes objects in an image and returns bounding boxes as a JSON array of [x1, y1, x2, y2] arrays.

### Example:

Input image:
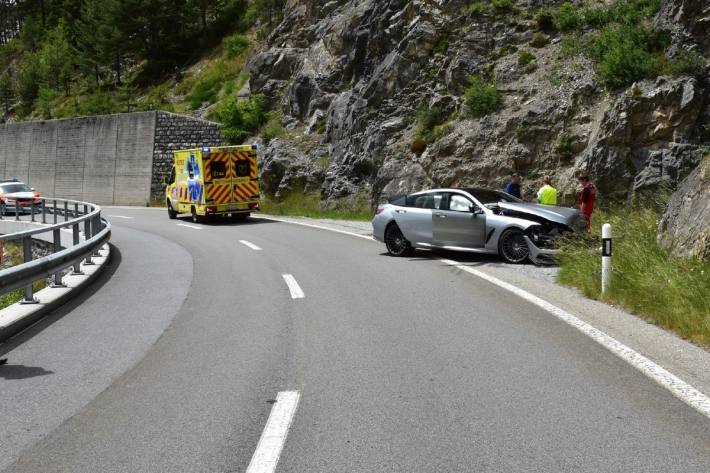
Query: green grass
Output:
[[260, 194, 373, 221], [558, 208, 710, 348], [0, 242, 48, 309]]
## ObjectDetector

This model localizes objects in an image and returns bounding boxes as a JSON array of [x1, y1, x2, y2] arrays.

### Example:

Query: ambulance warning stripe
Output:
[[209, 184, 232, 204], [234, 182, 259, 201]]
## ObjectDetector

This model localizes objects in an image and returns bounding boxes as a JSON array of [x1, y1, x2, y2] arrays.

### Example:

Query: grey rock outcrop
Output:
[[246, 0, 709, 211], [658, 156, 710, 260], [576, 77, 705, 199]]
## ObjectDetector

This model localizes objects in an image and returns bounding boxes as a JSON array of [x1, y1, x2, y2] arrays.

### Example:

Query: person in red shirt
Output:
[[578, 175, 596, 232]]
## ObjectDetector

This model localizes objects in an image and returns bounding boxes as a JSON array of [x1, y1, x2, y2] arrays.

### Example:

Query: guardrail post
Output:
[[53, 200, 57, 224], [73, 203, 79, 219], [64, 201, 69, 222], [71, 223, 84, 275], [31, 202, 35, 222], [92, 214, 103, 257], [84, 214, 94, 265], [20, 236, 38, 304], [42, 200, 47, 224], [51, 228, 65, 288], [601, 223, 612, 294], [15, 201, 19, 220], [0, 201, 4, 220]]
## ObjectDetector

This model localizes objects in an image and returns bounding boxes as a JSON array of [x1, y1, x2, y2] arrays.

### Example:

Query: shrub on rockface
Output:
[[464, 76, 503, 117], [211, 94, 268, 143], [518, 51, 535, 66], [584, 24, 670, 89], [554, 3, 582, 32]]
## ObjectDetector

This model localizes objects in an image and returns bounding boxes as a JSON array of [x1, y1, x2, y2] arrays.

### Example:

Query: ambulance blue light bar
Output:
[[202, 147, 211, 152]]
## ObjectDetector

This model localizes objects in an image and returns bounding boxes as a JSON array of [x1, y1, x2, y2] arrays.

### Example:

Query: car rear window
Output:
[[0, 184, 30, 193], [388, 195, 406, 205]]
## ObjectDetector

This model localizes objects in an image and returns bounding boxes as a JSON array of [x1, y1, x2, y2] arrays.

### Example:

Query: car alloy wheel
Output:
[[500, 229, 530, 264], [385, 224, 413, 257]]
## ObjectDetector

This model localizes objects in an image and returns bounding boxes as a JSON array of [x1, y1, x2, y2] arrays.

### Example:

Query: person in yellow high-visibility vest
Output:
[[537, 175, 557, 205]]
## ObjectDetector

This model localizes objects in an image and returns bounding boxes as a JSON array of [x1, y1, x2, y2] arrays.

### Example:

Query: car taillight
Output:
[[249, 203, 260, 210], [375, 206, 385, 215], [206, 206, 217, 213]]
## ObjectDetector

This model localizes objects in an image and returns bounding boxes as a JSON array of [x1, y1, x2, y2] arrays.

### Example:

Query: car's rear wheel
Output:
[[167, 200, 177, 219], [499, 228, 529, 264], [191, 206, 200, 224], [385, 224, 414, 257]]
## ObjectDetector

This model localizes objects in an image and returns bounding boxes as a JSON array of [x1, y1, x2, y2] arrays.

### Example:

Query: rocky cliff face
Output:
[[658, 155, 710, 260], [247, 0, 709, 254]]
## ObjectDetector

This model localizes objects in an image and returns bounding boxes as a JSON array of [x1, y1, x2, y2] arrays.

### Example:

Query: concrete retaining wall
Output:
[[0, 111, 224, 205]]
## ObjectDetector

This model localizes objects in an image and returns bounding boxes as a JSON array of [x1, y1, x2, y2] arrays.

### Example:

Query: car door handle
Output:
[[436, 213, 446, 218], [395, 209, 407, 214]]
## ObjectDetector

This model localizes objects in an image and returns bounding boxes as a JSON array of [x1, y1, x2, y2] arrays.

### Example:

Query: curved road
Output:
[[1, 208, 708, 472]]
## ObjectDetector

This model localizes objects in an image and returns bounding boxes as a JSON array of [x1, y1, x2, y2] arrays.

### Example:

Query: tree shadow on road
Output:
[[0, 364, 54, 380], [0, 243, 122, 357]]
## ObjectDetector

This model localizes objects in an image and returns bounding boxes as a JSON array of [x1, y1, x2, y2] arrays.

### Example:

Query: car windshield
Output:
[[464, 188, 522, 204], [0, 183, 31, 193]]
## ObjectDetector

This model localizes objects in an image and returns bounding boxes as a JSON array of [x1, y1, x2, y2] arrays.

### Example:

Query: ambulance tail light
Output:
[[206, 206, 217, 213], [249, 202, 260, 210]]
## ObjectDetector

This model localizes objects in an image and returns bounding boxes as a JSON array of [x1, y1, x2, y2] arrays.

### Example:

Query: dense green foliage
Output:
[[210, 94, 268, 143], [464, 76, 503, 117], [554, 3, 581, 32], [548, 0, 706, 89], [558, 207, 710, 348], [0, 0, 285, 119]]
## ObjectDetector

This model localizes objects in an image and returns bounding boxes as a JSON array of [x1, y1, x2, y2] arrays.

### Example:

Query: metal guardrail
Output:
[[0, 198, 111, 303]]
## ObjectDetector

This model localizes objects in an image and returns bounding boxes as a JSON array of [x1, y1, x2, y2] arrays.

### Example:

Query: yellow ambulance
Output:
[[165, 145, 260, 222]]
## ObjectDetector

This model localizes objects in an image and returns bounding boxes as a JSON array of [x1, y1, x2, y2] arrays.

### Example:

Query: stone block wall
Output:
[[150, 112, 225, 200]]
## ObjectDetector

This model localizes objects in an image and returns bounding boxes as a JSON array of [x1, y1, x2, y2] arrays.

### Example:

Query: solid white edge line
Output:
[[257, 217, 710, 419], [253, 215, 374, 241], [106, 215, 134, 219], [246, 391, 301, 473], [240, 240, 263, 251], [440, 258, 710, 419], [176, 223, 202, 230], [282, 274, 305, 299]]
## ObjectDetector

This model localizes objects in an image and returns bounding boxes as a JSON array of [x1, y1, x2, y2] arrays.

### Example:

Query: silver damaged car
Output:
[[372, 188, 586, 264]]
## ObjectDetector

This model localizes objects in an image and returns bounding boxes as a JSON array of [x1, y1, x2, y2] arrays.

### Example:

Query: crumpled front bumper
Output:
[[523, 235, 559, 266]]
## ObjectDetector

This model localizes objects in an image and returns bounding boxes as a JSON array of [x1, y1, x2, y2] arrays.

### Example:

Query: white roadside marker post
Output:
[[601, 223, 612, 294]]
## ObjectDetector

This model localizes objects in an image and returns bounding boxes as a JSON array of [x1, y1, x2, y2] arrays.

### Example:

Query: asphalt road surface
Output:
[[1, 208, 708, 473]]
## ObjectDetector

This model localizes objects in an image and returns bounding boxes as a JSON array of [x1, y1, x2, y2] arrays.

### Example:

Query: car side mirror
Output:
[[30, 188, 35, 191], [163, 176, 169, 186], [470, 206, 484, 215]]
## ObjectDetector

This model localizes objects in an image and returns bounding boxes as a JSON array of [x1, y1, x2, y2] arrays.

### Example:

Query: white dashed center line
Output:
[[239, 240, 262, 251], [246, 391, 301, 473], [176, 223, 202, 230], [282, 274, 305, 299], [107, 215, 133, 219]]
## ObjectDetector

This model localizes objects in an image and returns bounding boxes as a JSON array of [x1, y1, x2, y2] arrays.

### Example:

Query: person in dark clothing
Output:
[[578, 175, 596, 232], [504, 173, 522, 199]]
